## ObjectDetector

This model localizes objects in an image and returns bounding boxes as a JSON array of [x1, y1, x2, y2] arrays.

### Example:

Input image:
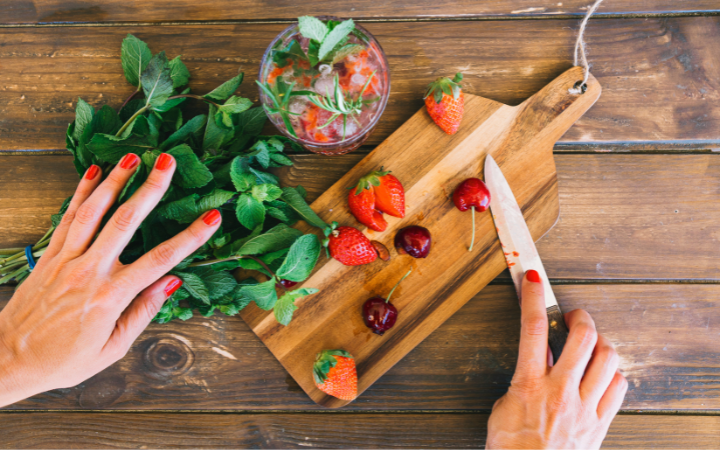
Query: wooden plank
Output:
[[243, 68, 601, 408], [5, 0, 720, 24], [0, 412, 718, 449], [2, 282, 719, 410], [2, 17, 720, 151], [5, 153, 720, 280]]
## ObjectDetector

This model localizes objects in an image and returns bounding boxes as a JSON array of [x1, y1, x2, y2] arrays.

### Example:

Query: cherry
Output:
[[277, 279, 298, 289], [394, 226, 431, 258], [452, 178, 491, 251], [362, 269, 412, 335]]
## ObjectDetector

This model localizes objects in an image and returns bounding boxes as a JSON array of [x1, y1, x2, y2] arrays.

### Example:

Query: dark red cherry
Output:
[[395, 226, 431, 258], [453, 178, 491, 212], [277, 279, 298, 289], [362, 297, 398, 335], [453, 178, 491, 252]]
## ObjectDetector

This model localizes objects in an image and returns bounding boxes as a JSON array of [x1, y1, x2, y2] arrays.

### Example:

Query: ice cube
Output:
[[313, 76, 334, 96], [288, 97, 306, 115], [335, 118, 359, 137], [351, 73, 367, 86]]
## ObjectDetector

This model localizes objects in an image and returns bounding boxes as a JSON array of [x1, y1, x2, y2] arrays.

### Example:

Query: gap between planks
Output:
[[2, 10, 720, 28]]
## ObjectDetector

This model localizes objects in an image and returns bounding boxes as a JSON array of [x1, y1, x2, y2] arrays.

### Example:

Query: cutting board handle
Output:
[[515, 66, 602, 146]]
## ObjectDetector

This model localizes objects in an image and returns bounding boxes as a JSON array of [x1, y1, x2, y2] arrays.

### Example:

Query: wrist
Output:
[[0, 329, 29, 407]]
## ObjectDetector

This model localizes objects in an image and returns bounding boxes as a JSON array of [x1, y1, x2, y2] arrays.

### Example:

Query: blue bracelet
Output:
[[25, 245, 37, 271]]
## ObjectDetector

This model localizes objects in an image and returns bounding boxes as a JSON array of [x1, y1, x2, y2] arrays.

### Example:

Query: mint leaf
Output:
[[231, 171, 255, 193], [331, 43, 364, 65], [173, 271, 210, 304], [87, 131, 155, 164], [190, 266, 237, 300], [121, 34, 152, 88], [276, 234, 321, 282], [159, 190, 234, 223], [236, 223, 302, 256], [238, 279, 277, 310], [167, 144, 213, 188], [216, 96, 253, 128], [196, 189, 235, 213], [236, 193, 265, 230], [318, 19, 355, 62], [73, 98, 94, 142], [280, 187, 328, 229], [252, 184, 282, 203], [141, 51, 174, 108], [205, 74, 244, 101], [234, 107, 267, 138], [275, 288, 319, 325], [204, 104, 232, 151], [168, 56, 190, 89], [298, 16, 329, 42], [160, 114, 207, 150], [266, 200, 300, 225]]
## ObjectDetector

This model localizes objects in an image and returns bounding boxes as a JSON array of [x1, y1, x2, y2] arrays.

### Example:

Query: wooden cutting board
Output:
[[240, 66, 601, 408]]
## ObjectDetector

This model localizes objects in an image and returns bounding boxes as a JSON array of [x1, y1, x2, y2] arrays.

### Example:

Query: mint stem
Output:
[[188, 255, 287, 291], [386, 268, 412, 304], [115, 105, 149, 137], [167, 94, 221, 108], [119, 88, 140, 112]]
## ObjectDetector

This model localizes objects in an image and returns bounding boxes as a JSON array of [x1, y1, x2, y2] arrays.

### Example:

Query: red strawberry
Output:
[[349, 169, 405, 223], [424, 73, 464, 135], [324, 223, 378, 266], [313, 350, 357, 401], [347, 184, 387, 232]]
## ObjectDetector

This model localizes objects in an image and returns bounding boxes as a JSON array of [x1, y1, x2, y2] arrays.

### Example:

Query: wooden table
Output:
[[2, 1, 720, 447]]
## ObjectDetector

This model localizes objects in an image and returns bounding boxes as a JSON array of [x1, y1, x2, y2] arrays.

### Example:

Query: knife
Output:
[[484, 155, 569, 363]]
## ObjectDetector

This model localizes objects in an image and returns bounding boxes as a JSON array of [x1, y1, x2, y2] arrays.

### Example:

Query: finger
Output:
[[103, 275, 183, 362], [597, 371, 628, 421], [116, 209, 222, 295], [91, 153, 175, 261], [43, 165, 103, 261], [553, 309, 598, 383], [61, 153, 141, 259], [580, 334, 620, 407], [515, 269, 549, 378]]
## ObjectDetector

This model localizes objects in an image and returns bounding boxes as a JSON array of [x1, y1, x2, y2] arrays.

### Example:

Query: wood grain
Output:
[[6, 153, 720, 281], [5, 0, 719, 24], [2, 17, 720, 151], [0, 412, 719, 449], [3, 281, 719, 411], [241, 67, 600, 407]]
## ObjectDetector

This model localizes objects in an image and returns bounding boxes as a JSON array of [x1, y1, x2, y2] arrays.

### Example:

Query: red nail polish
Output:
[[84, 164, 100, 180], [119, 153, 140, 170], [164, 278, 183, 298], [203, 209, 221, 226], [155, 153, 173, 171], [526, 269, 541, 283]]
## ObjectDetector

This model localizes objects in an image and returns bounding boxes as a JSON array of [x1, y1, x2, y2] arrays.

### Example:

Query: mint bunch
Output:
[[0, 34, 329, 326], [273, 16, 363, 68]]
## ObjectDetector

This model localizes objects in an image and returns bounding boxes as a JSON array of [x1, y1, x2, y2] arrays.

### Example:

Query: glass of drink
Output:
[[257, 17, 390, 155]]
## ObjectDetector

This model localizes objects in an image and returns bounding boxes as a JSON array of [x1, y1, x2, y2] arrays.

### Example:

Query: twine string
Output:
[[25, 245, 37, 272], [568, 0, 604, 94]]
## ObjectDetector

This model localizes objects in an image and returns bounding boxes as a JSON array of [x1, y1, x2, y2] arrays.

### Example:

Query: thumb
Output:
[[103, 276, 182, 361]]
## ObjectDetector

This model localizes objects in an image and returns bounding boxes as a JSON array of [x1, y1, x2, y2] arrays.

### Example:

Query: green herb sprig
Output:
[[307, 71, 378, 139], [0, 34, 330, 326]]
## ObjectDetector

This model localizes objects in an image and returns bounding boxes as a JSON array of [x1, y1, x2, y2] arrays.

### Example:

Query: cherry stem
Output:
[[469, 206, 475, 252], [385, 268, 412, 304]]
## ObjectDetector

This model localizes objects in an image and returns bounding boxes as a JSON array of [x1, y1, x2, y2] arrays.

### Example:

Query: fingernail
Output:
[[155, 153, 174, 171], [119, 153, 140, 170], [164, 278, 183, 298], [84, 164, 100, 180], [202, 209, 222, 226], [526, 269, 541, 283]]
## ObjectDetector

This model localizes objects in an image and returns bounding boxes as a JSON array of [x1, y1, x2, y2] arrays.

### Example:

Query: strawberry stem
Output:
[[385, 268, 412, 304], [469, 206, 475, 252]]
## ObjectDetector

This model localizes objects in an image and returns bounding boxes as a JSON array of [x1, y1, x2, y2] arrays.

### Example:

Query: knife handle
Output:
[[546, 304, 569, 364]]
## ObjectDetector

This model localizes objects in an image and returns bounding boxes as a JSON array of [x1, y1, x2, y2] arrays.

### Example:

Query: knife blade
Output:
[[484, 155, 568, 363]]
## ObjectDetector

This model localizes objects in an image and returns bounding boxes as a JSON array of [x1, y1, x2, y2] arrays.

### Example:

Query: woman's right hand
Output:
[[0, 152, 222, 407]]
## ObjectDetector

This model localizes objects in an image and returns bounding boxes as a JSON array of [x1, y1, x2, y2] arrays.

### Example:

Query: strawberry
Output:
[[323, 223, 378, 266], [347, 184, 387, 232], [313, 349, 357, 401], [349, 169, 405, 228], [424, 73, 464, 135]]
